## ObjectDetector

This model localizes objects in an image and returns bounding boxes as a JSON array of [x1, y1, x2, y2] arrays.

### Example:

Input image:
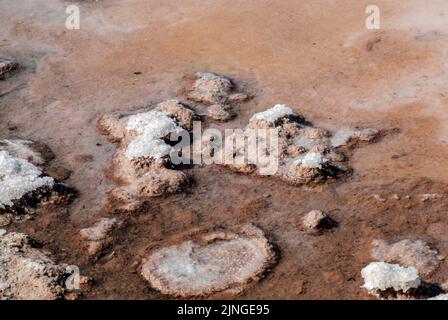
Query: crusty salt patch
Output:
[[0, 139, 48, 166], [331, 128, 379, 147], [298, 152, 328, 169], [371, 239, 443, 275], [249, 104, 293, 123], [125, 111, 184, 160], [361, 262, 421, 293], [0, 151, 54, 209], [219, 104, 381, 185], [97, 100, 196, 203], [0, 232, 68, 299], [141, 224, 276, 298]]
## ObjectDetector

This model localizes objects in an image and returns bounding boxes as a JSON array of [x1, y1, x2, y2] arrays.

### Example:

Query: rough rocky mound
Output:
[[0, 139, 76, 216], [98, 100, 197, 207], [180, 72, 249, 121], [140, 224, 276, 298], [217, 104, 380, 185], [0, 232, 70, 300]]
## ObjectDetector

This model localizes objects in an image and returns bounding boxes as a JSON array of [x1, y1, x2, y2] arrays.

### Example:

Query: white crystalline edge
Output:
[[428, 293, 448, 300], [0, 151, 54, 209], [126, 135, 174, 160], [300, 152, 327, 169], [0, 139, 45, 165], [330, 128, 357, 147], [125, 111, 183, 160], [126, 111, 178, 135], [361, 262, 421, 293], [249, 104, 294, 123], [146, 237, 270, 293], [331, 128, 377, 147]]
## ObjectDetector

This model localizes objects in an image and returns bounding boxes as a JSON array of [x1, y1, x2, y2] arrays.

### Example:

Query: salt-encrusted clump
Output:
[[140, 224, 276, 298], [180, 72, 249, 121], [0, 59, 19, 80], [0, 139, 54, 166], [218, 104, 379, 185], [330, 128, 379, 148], [0, 232, 70, 300], [80, 217, 123, 257], [361, 262, 421, 297], [98, 100, 197, 205], [0, 139, 76, 216], [371, 239, 443, 275]]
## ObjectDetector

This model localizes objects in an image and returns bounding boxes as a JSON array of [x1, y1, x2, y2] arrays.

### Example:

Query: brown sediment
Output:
[[1, 0, 448, 300]]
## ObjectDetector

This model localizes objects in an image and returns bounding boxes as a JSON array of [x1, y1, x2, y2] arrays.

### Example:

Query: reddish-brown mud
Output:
[[1, 0, 448, 299]]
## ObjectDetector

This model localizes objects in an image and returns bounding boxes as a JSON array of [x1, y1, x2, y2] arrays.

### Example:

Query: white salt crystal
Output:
[[125, 111, 183, 160], [361, 262, 421, 293], [0, 151, 54, 209], [250, 104, 294, 123], [300, 152, 327, 169], [428, 294, 448, 300]]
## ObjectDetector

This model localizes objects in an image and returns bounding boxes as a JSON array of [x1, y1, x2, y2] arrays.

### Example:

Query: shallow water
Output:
[[1, 0, 448, 299]]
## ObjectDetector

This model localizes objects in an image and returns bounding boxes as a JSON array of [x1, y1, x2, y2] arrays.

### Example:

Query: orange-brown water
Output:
[[1, 0, 448, 299]]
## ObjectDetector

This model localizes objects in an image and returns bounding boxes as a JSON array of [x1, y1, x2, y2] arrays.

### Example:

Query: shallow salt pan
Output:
[[141, 225, 275, 297], [0, 151, 54, 209]]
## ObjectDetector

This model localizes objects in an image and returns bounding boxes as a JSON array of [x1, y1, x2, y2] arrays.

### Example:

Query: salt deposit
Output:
[[0, 139, 51, 166], [181, 72, 249, 121], [0, 140, 76, 215], [0, 232, 70, 299], [140, 224, 276, 298], [428, 293, 448, 300], [331, 128, 379, 148], [219, 104, 380, 185], [299, 152, 327, 169], [371, 239, 443, 275], [0, 151, 54, 209], [98, 100, 196, 206], [361, 262, 421, 294], [250, 104, 294, 123]]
